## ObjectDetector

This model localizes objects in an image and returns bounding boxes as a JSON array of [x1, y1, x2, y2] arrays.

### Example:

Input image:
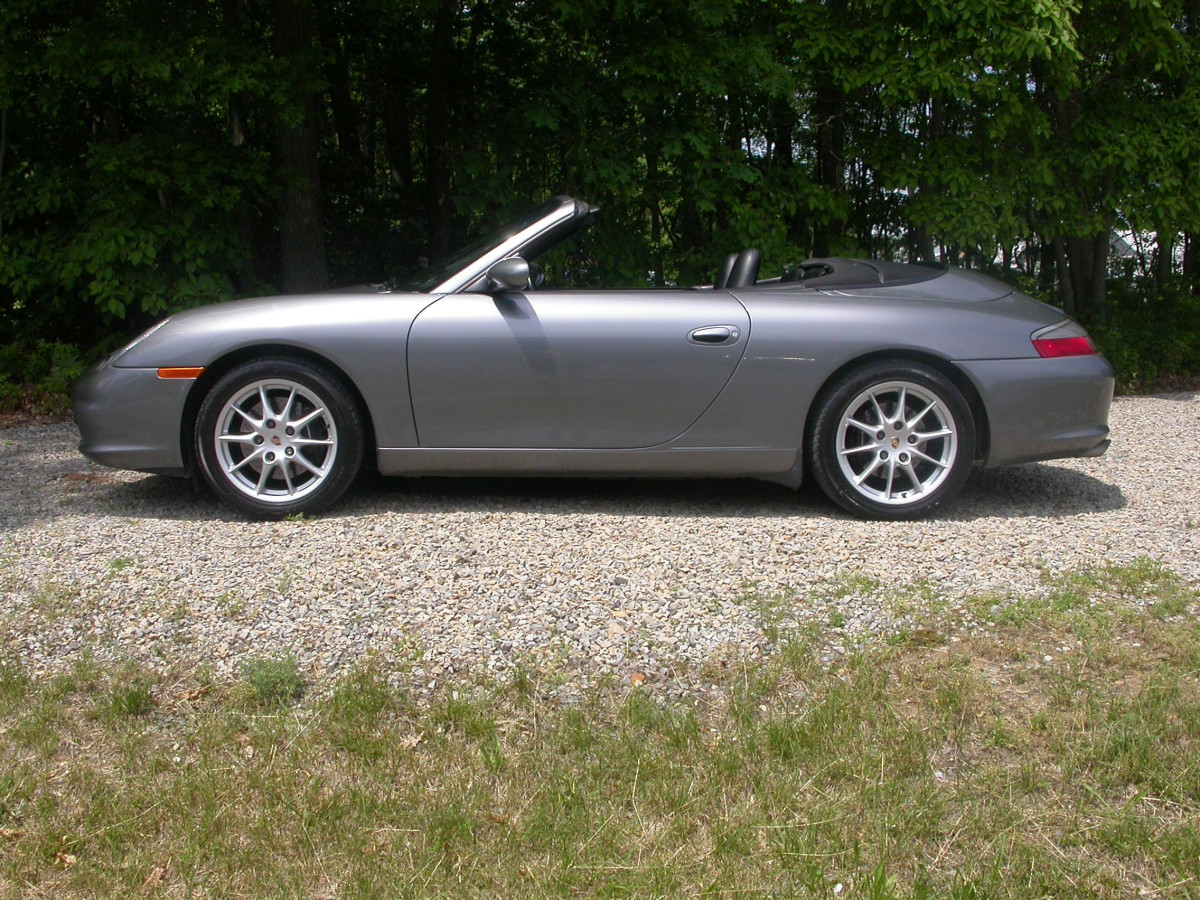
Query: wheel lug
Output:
[[266, 420, 276, 429], [254, 435, 264, 445], [908, 435, 917, 444], [879, 450, 888, 459], [285, 447, 295, 457], [894, 422, 903, 430], [265, 452, 275, 462], [876, 430, 885, 440], [285, 426, 295, 436], [899, 453, 909, 463]]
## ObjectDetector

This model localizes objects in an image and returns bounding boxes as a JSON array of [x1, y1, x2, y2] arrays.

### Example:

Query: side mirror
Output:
[[486, 257, 531, 292]]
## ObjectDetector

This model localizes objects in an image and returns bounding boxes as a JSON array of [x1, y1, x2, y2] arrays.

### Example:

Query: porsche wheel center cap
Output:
[[271, 435, 282, 446], [890, 436, 900, 450]]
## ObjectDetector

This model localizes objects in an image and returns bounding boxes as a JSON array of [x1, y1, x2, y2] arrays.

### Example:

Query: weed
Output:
[[239, 654, 305, 708], [214, 592, 245, 619]]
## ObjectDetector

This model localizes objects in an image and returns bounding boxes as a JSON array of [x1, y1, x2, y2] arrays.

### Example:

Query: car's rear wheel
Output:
[[195, 357, 364, 518], [808, 361, 975, 519]]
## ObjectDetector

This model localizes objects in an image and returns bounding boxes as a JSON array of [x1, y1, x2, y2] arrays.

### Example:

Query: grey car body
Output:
[[74, 195, 1114, 519]]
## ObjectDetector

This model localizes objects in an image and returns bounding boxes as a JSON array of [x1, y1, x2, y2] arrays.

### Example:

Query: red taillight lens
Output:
[[1032, 335, 1097, 358]]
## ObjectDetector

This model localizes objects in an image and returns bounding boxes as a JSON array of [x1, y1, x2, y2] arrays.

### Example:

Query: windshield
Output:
[[391, 201, 563, 292]]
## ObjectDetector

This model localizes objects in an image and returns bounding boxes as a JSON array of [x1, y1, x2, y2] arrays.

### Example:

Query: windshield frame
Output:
[[396, 197, 586, 294]]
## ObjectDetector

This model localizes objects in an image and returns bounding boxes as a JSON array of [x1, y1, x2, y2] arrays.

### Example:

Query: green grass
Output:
[[0, 564, 1198, 897]]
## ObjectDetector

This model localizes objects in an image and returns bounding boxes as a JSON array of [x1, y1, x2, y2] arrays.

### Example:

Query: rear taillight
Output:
[[1033, 335, 1097, 358], [1032, 321, 1098, 358]]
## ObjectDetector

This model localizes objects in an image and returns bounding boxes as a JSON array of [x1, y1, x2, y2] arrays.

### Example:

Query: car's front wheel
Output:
[[808, 361, 976, 519], [195, 357, 364, 518]]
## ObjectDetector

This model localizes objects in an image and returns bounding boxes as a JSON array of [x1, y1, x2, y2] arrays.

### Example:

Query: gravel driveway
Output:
[[1, 394, 1197, 691]]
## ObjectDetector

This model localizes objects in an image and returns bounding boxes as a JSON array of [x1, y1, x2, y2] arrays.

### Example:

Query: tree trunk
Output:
[[910, 96, 943, 264], [1063, 233, 1108, 321], [646, 147, 664, 286], [1053, 235, 1075, 316], [1155, 230, 1174, 288], [1037, 236, 1056, 292], [812, 68, 845, 258], [0, 106, 8, 242], [383, 84, 413, 188], [1185, 231, 1199, 295], [425, 0, 456, 260], [1088, 232, 1108, 320], [324, 39, 367, 187], [272, 0, 328, 293], [770, 98, 793, 168], [222, 0, 262, 290]]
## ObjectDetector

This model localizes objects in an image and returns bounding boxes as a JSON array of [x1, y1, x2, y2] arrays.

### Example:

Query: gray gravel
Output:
[[1, 393, 1197, 693]]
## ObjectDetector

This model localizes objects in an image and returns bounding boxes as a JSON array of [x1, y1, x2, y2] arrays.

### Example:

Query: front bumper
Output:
[[72, 365, 193, 475], [958, 354, 1115, 467]]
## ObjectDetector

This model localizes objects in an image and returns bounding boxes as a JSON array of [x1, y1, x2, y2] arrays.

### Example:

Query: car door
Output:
[[406, 289, 750, 448]]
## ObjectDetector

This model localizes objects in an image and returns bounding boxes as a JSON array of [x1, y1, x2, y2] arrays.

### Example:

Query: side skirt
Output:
[[376, 447, 802, 487]]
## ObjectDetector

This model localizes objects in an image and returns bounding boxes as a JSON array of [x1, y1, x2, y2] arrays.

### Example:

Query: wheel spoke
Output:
[[841, 443, 878, 456], [870, 393, 888, 425], [846, 417, 878, 436], [910, 446, 947, 468], [915, 427, 953, 441], [896, 386, 907, 421], [282, 463, 296, 496], [258, 385, 273, 419], [901, 461, 924, 494], [290, 407, 327, 430], [906, 400, 937, 429], [226, 447, 266, 474], [218, 433, 259, 445], [292, 452, 326, 477], [255, 459, 274, 494], [854, 455, 885, 486], [884, 458, 896, 499], [292, 436, 334, 446], [279, 387, 298, 424], [230, 404, 263, 429]]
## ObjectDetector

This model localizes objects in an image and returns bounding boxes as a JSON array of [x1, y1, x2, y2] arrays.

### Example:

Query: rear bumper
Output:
[[72, 365, 192, 475], [957, 355, 1114, 467]]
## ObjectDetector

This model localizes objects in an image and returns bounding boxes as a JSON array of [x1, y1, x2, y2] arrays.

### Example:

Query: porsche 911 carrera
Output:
[[73, 196, 1113, 519]]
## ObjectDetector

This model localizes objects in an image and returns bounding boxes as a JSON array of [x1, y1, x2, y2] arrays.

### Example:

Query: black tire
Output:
[[807, 361, 975, 519], [195, 357, 364, 519]]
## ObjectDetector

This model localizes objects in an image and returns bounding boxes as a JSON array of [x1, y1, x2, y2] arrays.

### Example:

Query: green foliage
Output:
[[1092, 289, 1200, 389], [2, 0, 1200, 378], [0, 341, 85, 415]]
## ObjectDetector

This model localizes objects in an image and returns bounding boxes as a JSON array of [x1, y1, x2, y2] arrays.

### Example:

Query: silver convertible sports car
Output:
[[74, 196, 1113, 520]]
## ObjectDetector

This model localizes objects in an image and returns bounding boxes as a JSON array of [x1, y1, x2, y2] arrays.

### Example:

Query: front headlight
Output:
[[104, 318, 171, 367]]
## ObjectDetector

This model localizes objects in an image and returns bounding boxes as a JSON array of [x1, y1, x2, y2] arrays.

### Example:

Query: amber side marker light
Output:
[[156, 367, 205, 379], [1032, 336, 1097, 359]]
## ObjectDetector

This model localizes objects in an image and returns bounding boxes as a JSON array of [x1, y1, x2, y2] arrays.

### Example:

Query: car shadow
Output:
[[23, 459, 1126, 526]]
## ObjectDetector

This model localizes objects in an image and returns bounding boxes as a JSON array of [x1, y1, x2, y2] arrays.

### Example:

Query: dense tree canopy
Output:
[[2, 0, 1200, 382]]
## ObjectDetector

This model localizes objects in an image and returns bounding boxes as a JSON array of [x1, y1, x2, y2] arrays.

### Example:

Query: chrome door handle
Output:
[[688, 325, 740, 345]]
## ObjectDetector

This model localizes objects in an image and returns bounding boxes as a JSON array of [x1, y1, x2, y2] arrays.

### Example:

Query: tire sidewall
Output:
[[196, 358, 364, 519], [809, 362, 976, 519]]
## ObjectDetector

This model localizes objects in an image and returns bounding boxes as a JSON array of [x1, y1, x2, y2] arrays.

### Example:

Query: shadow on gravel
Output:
[[10, 459, 1125, 527], [952, 464, 1127, 520]]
